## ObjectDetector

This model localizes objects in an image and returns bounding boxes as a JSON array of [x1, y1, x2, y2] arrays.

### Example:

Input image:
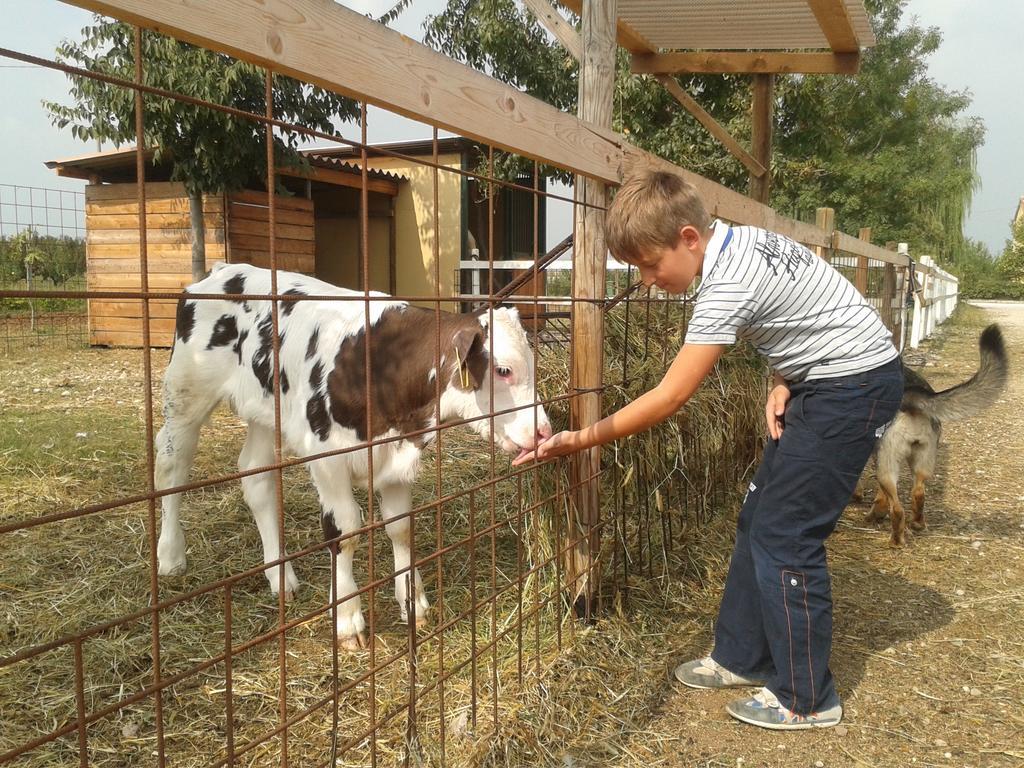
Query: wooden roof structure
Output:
[[545, 0, 877, 202], [559, 0, 874, 73], [45, 146, 405, 196]]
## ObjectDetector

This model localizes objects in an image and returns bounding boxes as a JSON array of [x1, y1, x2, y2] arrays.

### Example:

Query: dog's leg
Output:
[[874, 474, 906, 547], [908, 432, 937, 533], [909, 472, 927, 531], [866, 487, 889, 523], [872, 438, 907, 546], [884, 489, 906, 547]]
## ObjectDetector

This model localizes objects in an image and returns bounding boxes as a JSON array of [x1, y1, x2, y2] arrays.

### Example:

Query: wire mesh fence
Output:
[[0, 184, 87, 352], [0, 5, 951, 767]]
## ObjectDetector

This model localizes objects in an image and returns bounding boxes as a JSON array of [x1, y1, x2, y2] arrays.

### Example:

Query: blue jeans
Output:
[[711, 357, 903, 714]]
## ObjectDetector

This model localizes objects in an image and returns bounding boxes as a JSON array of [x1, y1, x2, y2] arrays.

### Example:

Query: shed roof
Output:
[[558, 0, 875, 75], [44, 146, 405, 191], [612, 0, 875, 52]]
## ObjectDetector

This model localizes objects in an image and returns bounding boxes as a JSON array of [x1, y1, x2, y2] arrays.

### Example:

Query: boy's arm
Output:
[[512, 343, 725, 465]]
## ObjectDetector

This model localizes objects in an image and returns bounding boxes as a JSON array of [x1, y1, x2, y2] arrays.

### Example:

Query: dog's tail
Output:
[[909, 324, 1008, 421]]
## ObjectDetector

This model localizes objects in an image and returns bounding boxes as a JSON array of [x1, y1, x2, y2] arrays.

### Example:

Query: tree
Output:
[[422, 0, 984, 266], [46, 19, 359, 280], [771, 0, 984, 267], [996, 216, 1024, 285]]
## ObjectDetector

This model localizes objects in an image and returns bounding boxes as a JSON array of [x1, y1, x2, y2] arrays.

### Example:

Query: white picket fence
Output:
[[459, 246, 961, 353], [908, 252, 959, 349]]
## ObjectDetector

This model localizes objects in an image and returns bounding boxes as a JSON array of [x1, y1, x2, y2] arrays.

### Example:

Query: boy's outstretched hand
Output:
[[511, 430, 581, 466], [766, 382, 790, 441]]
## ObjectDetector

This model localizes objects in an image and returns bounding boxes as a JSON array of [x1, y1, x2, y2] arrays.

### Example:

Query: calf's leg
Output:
[[310, 460, 367, 650], [154, 376, 216, 576], [379, 483, 430, 628], [238, 423, 299, 599]]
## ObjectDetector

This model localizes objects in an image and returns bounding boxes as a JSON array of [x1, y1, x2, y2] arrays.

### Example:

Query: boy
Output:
[[513, 170, 903, 730]]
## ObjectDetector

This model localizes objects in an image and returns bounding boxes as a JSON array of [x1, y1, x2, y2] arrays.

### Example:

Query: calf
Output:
[[155, 263, 551, 648]]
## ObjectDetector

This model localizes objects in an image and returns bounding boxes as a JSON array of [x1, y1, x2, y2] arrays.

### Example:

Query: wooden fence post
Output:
[[569, 0, 616, 620], [895, 242, 909, 350], [814, 207, 835, 263], [881, 241, 898, 345], [855, 227, 871, 296]]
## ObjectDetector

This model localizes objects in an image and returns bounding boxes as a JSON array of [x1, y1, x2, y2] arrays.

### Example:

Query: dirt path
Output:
[[614, 302, 1024, 768]]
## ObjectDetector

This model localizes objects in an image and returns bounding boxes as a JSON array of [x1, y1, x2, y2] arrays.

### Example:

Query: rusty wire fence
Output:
[[1, 23, 671, 768], [0, 8, 928, 768], [0, 184, 87, 353]]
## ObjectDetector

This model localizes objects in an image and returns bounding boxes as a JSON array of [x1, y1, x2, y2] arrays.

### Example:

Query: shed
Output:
[[47, 138, 547, 347]]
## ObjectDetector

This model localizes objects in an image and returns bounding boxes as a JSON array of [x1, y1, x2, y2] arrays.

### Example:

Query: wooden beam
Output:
[[277, 164, 400, 196], [854, 226, 870, 295], [632, 51, 860, 75], [569, 0, 617, 621], [522, 0, 581, 61], [656, 74, 766, 178], [806, 0, 860, 53], [749, 74, 774, 203], [63, 0, 620, 183], [833, 230, 907, 267], [558, 0, 654, 53], [814, 207, 835, 262]]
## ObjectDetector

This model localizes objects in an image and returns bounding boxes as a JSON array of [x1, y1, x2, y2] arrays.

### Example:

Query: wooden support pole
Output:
[[658, 75, 766, 180], [814, 207, 835, 263], [855, 226, 871, 296], [881, 241, 898, 344], [569, 0, 616, 621], [749, 74, 774, 203], [522, 0, 581, 61]]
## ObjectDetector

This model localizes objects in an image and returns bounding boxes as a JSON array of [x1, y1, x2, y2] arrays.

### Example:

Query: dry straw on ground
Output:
[[4, 300, 1019, 767]]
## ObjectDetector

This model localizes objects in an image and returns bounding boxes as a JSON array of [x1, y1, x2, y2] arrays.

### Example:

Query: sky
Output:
[[0, 0, 1020, 254]]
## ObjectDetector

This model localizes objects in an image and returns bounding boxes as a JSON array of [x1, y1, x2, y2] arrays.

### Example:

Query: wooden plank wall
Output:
[[226, 190, 315, 273], [86, 182, 225, 347], [86, 185, 315, 348]]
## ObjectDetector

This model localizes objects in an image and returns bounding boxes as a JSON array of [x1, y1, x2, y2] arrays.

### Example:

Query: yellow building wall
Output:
[[315, 216, 390, 293], [367, 152, 462, 307]]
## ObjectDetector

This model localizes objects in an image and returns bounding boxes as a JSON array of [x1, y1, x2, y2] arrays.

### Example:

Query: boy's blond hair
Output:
[[605, 170, 711, 263]]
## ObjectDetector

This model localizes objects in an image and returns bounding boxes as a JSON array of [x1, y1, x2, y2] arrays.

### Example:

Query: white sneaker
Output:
[[726, 686, 844, 730], [674, 657, 769, 689]]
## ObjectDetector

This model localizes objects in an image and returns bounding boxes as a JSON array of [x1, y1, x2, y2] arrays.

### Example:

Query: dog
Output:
[[863, 324, 1008, 546]]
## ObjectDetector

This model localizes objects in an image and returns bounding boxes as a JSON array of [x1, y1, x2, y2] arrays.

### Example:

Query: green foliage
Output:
[[423, 0, 984, 263], [944, 236, 1024, 300], [45, 19, 360, 197], [0, 230, 86, 313], [0, 230, 85, 285], [996, 216, 1024, 284], [772, 0, 983, 265]]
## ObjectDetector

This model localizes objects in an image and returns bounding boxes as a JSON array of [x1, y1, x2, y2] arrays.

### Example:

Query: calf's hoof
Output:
[[338, 631, 369, 652], [401, 606, 430, 630], [266, 565, 300, 602], [157, 556, 187, 577], [888, 535, 905, 548], [909, 519, 926, 532]]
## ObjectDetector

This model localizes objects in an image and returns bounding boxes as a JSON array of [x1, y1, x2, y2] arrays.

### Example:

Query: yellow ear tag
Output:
[[455, 346, 471, 389]]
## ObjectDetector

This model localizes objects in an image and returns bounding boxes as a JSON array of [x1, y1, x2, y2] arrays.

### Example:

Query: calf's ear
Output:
[[452, 326, 488, 391]]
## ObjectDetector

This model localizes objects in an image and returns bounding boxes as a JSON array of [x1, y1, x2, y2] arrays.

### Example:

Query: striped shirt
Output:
[[684, 221, 898, 382]]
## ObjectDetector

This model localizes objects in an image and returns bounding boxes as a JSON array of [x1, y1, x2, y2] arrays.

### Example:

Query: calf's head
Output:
[[443, 307, 551, 459]]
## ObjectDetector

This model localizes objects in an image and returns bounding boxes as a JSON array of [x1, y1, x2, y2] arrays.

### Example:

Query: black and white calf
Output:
[[155, 263, 551, 648]]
